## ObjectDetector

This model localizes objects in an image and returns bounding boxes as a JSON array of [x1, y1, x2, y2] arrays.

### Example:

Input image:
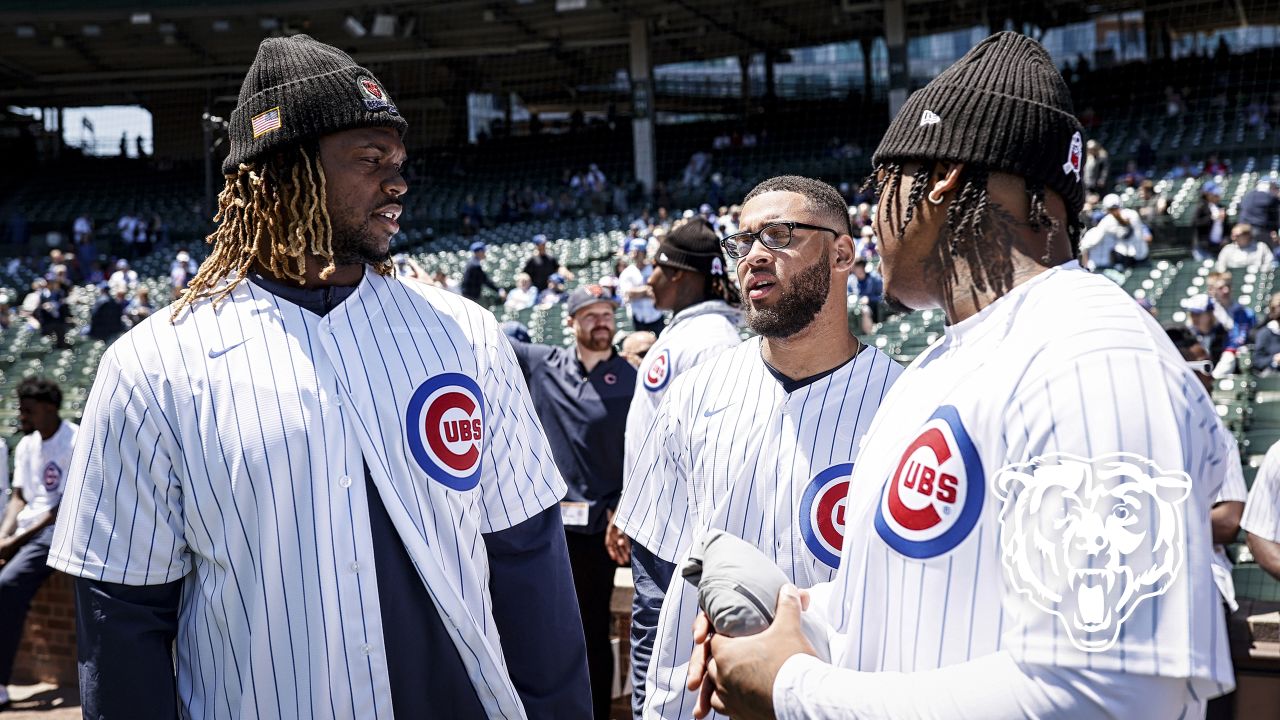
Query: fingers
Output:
[[687, 631, 708, 691], [773, 583, 804, 627], [693, 610, 711, 644], [797, 587, 811, 611], [693, 657, 718, 719]]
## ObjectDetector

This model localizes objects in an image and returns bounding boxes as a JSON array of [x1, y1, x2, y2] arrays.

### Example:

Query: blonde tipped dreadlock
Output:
[[171, 144, 392, 321]]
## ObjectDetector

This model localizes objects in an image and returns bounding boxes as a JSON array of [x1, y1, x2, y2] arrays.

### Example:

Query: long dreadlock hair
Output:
[[170, 142, 392, 321], [861, 162, 1082, 295]]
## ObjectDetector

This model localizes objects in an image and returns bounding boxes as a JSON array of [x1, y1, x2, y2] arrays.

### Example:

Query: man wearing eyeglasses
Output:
[[614, 175, 901, 720]]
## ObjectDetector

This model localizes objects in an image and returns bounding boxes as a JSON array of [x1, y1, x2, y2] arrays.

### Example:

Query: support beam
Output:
[[884, 0, 909, 119], [629, 19, 656, 197]]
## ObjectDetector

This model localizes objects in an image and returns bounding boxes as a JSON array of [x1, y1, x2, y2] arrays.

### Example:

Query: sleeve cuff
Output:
[[773, 653, 835, 720]]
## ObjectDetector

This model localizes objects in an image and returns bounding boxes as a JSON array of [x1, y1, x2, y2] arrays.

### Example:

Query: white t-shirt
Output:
[[790, 262, 1233, 711], [1097, 208, 1150, 261], [14, 421, 76, 533], [619, 263, 662, 323]]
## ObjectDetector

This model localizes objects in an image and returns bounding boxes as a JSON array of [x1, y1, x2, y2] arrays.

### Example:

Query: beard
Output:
[[579, 326, 614, 352], [746, 246, 831, 338], [330, 218, 392, 266]]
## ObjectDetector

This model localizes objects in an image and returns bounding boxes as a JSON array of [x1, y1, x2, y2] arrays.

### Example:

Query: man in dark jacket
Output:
[[460, 241, 506, 302], [1240, 179, 1280, 241]]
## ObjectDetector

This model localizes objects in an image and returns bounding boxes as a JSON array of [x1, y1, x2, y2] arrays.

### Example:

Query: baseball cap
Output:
[[533, 234, 547, 245], [549, 272, 566, 285], [1202, 181, 1222, 196], [1183, 294, 1213, 314], [469, 241, 487, 252], [1102, 194, 1122, 210], [627, 238, 648, 254], [175, 251, 190, 263], [565, 285, 618, 316]]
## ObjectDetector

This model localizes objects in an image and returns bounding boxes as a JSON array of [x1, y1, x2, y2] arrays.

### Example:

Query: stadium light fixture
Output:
[[158, 22, 177, 34], [82, 24, 102, 37], [259, 17, 280, 31], [130, 12, 152, 25], [15, 25, 35, 38], [371, 14, 396, 38], [212, 20, 230, 32], [344, 15, 367, 38]]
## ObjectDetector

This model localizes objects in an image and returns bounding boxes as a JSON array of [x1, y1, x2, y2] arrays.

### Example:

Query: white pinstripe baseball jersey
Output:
[[815, 262, 1234, 707], [49, 270, 566, 719], [1242, 440, 1280, 543], [1211, 435, 1247, 611], [615, 338, 901, 719], [624, 299, 742, 482]]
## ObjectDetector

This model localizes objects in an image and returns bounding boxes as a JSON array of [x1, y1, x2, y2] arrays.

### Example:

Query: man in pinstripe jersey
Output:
[[614, 175, 902, 719], [49, 35, 588, 719], [689, 32, 1235, 720]]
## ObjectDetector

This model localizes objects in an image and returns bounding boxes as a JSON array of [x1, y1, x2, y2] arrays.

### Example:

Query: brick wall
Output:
[[12, 571, 77, 686]]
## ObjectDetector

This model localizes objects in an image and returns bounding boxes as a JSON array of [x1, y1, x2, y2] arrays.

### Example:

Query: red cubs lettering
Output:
[[426, 391, 481, 470], [888, 428, 952, 531], [937, 473, 958, 504]]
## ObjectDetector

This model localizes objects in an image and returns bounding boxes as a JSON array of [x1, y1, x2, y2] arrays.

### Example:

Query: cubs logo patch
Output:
[[356, 75, 398, 114], [800, 463, 854, 568], [993, 452, 1191, 653], [874, 405, 983, 558], [1062, 131, 1083, 182], [405, 373, 485, 491], [643, 349, 671, 392], [42, 461, 61, 491]]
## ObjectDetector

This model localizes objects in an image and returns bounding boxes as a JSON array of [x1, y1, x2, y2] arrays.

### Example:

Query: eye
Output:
[[1112, 505, 1131, 521]]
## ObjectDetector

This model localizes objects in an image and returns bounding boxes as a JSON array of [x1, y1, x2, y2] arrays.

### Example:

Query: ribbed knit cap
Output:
[[656, 218, 728, 278], [872, 31, 1085, 217], [223, 34, 407, 173]]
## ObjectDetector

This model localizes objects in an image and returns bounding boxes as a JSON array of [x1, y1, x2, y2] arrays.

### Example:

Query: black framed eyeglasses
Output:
[[720, 221, 840, 260]]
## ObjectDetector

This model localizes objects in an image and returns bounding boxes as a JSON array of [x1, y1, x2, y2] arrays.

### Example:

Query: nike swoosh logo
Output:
[[703, 405, 734, 418], [208, 338, 251, 359]]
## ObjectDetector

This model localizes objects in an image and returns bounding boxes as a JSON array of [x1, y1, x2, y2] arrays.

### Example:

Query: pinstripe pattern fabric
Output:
[[1242, 441, 1280, 543], [823, 263, 1235, 705], [49, 270, 565, 719], [616, 338, 901, 719]]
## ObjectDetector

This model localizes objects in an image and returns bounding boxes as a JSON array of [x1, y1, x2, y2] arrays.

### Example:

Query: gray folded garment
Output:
[[681, 529, 831, 661]]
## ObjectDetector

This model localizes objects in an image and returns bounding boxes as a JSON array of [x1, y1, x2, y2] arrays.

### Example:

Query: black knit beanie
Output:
[[657, 219, 728, 278], [872, 31, 1084, 217], [223, 34, 408, 174]]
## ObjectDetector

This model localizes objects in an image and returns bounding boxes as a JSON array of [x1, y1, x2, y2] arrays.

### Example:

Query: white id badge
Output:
[[559, 501, 590, 527]]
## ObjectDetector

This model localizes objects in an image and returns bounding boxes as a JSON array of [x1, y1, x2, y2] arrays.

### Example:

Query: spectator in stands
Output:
[[619, 238, 665, 334], [115, 212, 138, 257], [19, 279, 43, 318], [1083, 139, 1109, 195], [34, 279, 71, 349], [597, 276, 620, 304], [505, 273, 538, 312], [1079, 225, 1115, 271], [1251, 292, 1280, 376], [522, 234, 573, 291], [681, 150, 712, 187], [431, 269, 459, 293], [855, 226, 878, 260], [1119, 160, 1145, 188], [1239, 179, 1280, 242], [1243, 440, 1280, 582], [109, 259, 138, 289], [847, 258, 884, 326], [126, 287, 154, 327], [459, 193, 484, 227], [1207, 271, 1256, 349], [0, 378, 76, 708], [460, 241, 505, 303], [538, 273, 567, 308], [1098, 193, 1150, 268], [0, 297, 12, 331], [88, 284, 128, 342], [851, 203, 873, 233], [1216, 223, 1273, 271], [1185, 294, 1229, 364], [170, 250, 197, 293], [1136, 179, 1166, 225], [1193, 182, 1227, 260], [1202, 152, 1229, 177], [73, 214, 92, 245]]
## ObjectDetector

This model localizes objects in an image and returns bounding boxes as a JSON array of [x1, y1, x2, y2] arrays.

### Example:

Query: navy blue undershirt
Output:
[[75, 271, 589, 719]]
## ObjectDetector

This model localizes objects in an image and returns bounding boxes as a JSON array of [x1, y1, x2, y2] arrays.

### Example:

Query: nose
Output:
[[740, 237, 774, 268], [382, 169, 408, 198]]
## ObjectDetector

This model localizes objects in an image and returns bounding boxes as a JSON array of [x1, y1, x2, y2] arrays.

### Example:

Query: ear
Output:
[[831, 231, 856, 274], [564, 314, 574, 329], [931, 162, 965, 202]]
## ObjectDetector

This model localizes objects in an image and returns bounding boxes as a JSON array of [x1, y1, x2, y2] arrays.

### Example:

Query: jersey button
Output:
[[359, 644, 373, 655], [349, 562, 360, 573], [339, 475, 352, 488], [334, 396, 344, 408]]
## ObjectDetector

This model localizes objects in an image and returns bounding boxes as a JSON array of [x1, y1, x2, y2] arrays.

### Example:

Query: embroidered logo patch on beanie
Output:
[[1062, 131, 1083, 181], [357, 76, 397, 114], [250, 107, 282, 138], [920, 110, 941, 127]]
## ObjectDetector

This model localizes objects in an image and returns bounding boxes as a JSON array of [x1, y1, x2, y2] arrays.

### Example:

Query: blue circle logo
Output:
[[406, 373, 486, 491], [800, 463, 855, 568]]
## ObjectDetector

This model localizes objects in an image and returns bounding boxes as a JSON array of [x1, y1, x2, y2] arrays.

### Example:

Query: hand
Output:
[[0, 538, 18, 564], [604, 514, 631, 565], [700, 585, 817, 720], [1272, 352, 1280, 368]]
